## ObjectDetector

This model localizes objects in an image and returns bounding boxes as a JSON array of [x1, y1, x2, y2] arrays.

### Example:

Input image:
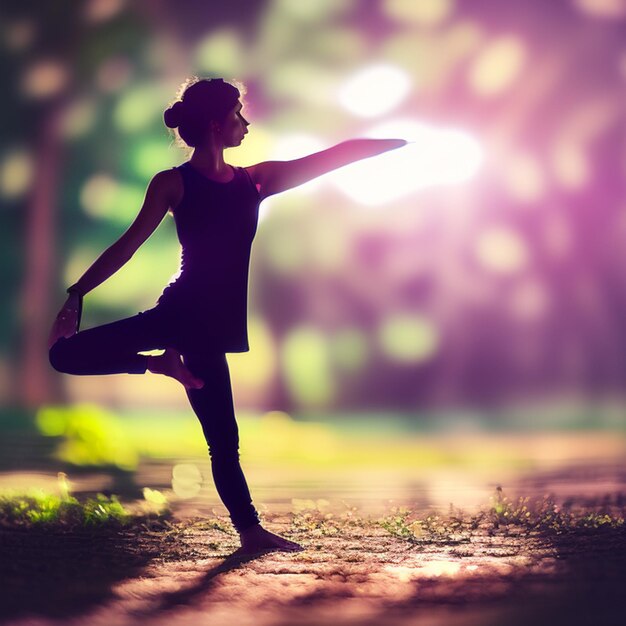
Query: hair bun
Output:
[[164, 101, 184, 128]]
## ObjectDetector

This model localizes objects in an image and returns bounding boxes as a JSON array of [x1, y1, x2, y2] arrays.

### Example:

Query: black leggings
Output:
[[48, 305, 260, 533]]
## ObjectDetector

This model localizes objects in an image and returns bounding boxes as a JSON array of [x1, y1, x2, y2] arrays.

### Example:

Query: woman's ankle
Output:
[[239, 522, 262, 537]]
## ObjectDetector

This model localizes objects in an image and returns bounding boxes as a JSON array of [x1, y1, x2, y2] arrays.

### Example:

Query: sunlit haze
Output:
[[328, 120, 484, 206], [336, 63, 412, 118]]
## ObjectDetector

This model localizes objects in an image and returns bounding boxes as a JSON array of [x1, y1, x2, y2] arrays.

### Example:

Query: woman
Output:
[[48, 76, 407, 555]]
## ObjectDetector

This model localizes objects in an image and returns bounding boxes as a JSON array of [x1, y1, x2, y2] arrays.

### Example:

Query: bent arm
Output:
[[252, 138, 407, 198], [67, 170, 175, 296], [66, 240, 135, 297]]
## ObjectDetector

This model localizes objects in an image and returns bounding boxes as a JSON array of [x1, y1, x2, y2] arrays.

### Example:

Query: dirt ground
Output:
[[1, 466, 625, 626]]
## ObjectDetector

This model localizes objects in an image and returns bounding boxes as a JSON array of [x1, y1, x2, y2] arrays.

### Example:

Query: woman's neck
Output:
[[189, 145, 228, 175]]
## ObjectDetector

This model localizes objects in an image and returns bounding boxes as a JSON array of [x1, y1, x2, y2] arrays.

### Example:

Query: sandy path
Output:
[[2, 481, 624, 626]]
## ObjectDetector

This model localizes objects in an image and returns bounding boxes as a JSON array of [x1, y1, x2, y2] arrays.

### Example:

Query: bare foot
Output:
[[237, 524, 304, 555], [147, 348, 204, 390]]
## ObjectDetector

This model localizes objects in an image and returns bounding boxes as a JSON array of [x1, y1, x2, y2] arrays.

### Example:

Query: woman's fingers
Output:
[[48, 321, 62, 350], [61, 312, 78, 337], [49, 321, 66, 349], [48, 310, 78, 349]]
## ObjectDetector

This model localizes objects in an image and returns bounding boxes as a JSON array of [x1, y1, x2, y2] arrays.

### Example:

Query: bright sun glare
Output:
[[327, 119, 484, 206], [337, 63, 412, 118]]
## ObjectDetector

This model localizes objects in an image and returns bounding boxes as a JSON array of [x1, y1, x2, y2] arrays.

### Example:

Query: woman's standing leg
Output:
[[182, 351, 261, 533]]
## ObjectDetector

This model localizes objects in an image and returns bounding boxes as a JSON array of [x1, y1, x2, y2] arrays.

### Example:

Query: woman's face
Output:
[[217, 100, 250, 147]]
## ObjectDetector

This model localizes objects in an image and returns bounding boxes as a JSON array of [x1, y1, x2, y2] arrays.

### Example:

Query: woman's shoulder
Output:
[[151, 167, 185, 190], [152, 164, 184, 180], [241, 164, 264, 198], [242, 163, 258, 182], [150, 167, 184, 208]]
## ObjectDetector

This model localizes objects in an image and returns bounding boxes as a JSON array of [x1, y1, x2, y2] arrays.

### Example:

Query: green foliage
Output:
[[0, 489, 129, 527], [0, 474, 169, 529], [36, 404, 139, 470]]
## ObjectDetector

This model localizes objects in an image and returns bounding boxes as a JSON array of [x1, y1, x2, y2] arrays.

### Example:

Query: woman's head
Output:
[[164, 77, 250, 149]]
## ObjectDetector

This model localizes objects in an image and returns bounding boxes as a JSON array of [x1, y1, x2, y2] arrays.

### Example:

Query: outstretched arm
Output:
[[248, 138, 407, 199]]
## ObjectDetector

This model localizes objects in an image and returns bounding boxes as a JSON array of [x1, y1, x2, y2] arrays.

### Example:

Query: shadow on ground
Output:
[[0, 528, 259, 620], [0, 525, 163, 621], [1, 521, 625, 626], [482, 527, 626, 626]]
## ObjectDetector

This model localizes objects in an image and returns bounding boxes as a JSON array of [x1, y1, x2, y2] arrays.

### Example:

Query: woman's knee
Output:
[[208, 442, 241, 464], [49, 337, 74, 373], [205, 428, 241, 462]]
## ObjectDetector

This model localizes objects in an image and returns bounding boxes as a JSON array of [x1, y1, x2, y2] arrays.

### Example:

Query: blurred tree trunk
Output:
[[17, 106, 65, 407]]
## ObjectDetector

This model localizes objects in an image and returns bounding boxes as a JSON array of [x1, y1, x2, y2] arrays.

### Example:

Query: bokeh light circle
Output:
[[337, 63, 412, 118], [378, 314, 439, 363]]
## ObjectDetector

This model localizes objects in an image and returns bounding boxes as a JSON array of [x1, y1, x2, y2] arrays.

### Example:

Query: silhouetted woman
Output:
[[48, 76, 406, 555]]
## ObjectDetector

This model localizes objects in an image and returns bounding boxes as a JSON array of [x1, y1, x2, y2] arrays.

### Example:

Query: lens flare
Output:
[[337, 63, 412, 118], [328, 119, 483, 205]]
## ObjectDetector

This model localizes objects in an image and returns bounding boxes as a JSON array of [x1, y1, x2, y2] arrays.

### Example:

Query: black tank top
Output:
[[156, 161, 261, 352]]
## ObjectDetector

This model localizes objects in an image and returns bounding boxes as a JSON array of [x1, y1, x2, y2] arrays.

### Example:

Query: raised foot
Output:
[[147, 348, 204, 390], [237, 524, 304, 556]]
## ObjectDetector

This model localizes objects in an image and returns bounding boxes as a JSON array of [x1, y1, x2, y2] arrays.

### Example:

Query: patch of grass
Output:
[[290, 498, 369, 537], [0, 490, 130, 527], [0, 473, 170, 529], [183, 518, 237, 536], [378, 506, 470, 544], [489, 485, 625, 533], [377, 486, 626, 544]]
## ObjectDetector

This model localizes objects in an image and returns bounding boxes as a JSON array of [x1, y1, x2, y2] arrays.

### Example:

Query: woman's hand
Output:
[[48, 293, 81, 349]]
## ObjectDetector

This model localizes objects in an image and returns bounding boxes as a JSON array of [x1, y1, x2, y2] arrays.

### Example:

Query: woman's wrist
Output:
[[65, 292, 80, 307], [66, 284, 85, 298]]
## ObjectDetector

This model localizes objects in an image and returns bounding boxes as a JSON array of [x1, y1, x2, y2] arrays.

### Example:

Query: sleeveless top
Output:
[[155, 161, 261, 353]]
